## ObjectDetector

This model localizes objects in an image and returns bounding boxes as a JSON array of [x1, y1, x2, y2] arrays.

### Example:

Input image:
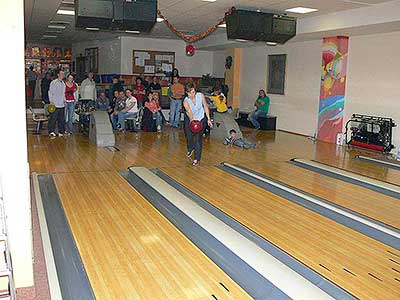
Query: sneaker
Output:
[[49, 132, 56, 138], [58, 133, 63, 137], [186, 149, 194, 158], [157, 125, 161, 132], [192, 160, 200, 166]]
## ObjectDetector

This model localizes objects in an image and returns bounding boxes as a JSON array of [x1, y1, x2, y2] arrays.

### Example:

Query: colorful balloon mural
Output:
[[317, 36, 349, 143]]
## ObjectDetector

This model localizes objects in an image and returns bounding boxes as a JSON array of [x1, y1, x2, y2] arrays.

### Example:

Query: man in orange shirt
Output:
[[169, 76, 185, 128]]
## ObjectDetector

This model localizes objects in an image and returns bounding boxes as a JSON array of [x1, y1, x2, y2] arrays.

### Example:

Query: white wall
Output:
[[0, 1, 34, 288], [212, 50, 226, 78], [240, 30, 400, 150], [120, 36, 214, 76], [73, 36, 224, 78], [240, 40, 322, 136], [72, 37, 122, 74], [346, 31, 400, 152]]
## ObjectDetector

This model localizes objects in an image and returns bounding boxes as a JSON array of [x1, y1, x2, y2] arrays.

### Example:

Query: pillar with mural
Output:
[[317, 36, 349, 143]]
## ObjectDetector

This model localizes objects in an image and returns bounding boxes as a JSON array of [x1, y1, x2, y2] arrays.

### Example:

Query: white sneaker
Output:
[[58, 133, 63, 137], [157, 125, 161, 132], [49, 132, 56, 138]]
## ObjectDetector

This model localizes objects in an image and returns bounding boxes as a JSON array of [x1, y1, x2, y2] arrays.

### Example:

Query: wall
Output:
[[346, 31, 400, 151], [212, 50, 226, 78], [120, 36, 214, 77], [240, 40, 322, 136], [72, 37, 122, 74], [0, 1, 34, 287], [240, 30, 400, 151]]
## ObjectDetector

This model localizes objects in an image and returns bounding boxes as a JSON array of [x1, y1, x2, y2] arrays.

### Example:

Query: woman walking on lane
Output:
[[183, 83, 213, 166]]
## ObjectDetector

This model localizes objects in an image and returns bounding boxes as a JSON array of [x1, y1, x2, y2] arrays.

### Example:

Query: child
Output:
[[224, 129, 256, 149]]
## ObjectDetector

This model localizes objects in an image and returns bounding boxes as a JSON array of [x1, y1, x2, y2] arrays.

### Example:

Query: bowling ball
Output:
[[47, 104, 56, 113], [189, 120, 203, 133]]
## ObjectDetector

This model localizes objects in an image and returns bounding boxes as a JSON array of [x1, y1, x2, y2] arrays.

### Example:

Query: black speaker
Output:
[[118, 0, 157, 32], [75, 0, 114, 29], [226, 9, 296, 44], [75, 0, 157, 32]]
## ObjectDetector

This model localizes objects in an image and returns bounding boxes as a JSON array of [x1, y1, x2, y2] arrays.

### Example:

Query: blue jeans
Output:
[[118, 111, 138, 130], [65, 102, 75, 133], [248, 109, 266, 129], [154, 111, 163, 127], [169, 99, 182, 127]]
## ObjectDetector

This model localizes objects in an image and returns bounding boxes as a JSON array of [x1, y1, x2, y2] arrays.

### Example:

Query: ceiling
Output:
[[24, 0, 394, 46]]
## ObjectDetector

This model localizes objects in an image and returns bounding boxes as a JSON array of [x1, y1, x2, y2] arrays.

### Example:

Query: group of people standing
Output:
[[47, 70, 87, 137]]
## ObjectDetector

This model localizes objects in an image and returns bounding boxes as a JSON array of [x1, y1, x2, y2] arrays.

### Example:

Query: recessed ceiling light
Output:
[[125, 30, 140, 34], [156, 17, 164, 22], [57, 9, 75, 15], [86, 27, 100, 31], [285, 7, 318, 14], [50, 20, 70, 25], [256, 9, 261, 12], [266, 42, 277, 46], [218, 23, 226, 28], [42, 35, 57, 39], [48, 25, 66, 29]]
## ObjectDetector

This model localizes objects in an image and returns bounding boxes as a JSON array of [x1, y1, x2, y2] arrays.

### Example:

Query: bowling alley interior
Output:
[[1, 0, 400, 299]]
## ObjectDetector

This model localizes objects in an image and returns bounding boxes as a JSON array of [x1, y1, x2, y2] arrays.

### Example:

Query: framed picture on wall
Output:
[[267, 54, 286, 95], [84, 47, 99, 73]]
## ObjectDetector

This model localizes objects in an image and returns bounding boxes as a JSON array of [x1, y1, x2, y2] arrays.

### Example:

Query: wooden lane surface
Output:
[[161, 166, 400, 300], [28, 129, 325, 173], [52, 171, 251, 300], [317, 155, 400, 186], [240, 161, 400, 229]]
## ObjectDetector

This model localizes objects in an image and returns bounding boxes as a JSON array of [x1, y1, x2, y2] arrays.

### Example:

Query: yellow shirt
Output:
[[210, 95, 228, 113]]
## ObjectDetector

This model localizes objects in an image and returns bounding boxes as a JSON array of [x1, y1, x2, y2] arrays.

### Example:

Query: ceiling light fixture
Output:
[[218, 23, 226, 28], [202, 0, 217, 2], [235, 39, 247, 42], [57, 9, 75, 15], [42, 35, 57, 39], [266, 42, 277, 46], [125, 30, 140, 34], [48, 25, 66, 29], [157, 17, 164, 22], [86, 27, 100, 31], [285, 7, 318, 14], [50, 21, 70, 25]]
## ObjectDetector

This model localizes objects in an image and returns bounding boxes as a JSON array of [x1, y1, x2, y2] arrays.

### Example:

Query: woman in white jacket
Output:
[[80, 72, 97, 102]]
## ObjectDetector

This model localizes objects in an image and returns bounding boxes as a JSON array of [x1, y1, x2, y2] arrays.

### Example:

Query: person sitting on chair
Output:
[[248, 89, 270, 129], [95, 91, 110, 112], [112, 90, 127, 130], [116, 88, 138, 132], [144, 91, 163, 132]]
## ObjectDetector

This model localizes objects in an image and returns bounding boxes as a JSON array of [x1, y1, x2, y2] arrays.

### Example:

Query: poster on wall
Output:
[[64, 48, 72, 60], [53, 47, 62, 58], [42, 47, 52, 57], [32, 47, 40, 57], [267, 54, 286, 95], [317, 36, 349, 144]]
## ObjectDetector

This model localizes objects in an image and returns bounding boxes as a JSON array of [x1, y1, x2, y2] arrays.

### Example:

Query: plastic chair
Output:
[[28, 106, 48, 135]]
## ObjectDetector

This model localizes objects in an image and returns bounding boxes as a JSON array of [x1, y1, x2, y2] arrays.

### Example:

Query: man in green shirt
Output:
[[248, 89, 270, 129]]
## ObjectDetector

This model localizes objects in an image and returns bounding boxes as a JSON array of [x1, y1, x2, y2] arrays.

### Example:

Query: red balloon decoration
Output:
[[186, 44, 196, 56]]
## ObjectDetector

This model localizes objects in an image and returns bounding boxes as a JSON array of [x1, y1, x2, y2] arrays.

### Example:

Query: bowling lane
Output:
[[240, 161, 400, 229], [318, 155, 400, 186], [161, 166, 400, 300], [53, 171, 251, 300]]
